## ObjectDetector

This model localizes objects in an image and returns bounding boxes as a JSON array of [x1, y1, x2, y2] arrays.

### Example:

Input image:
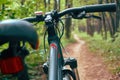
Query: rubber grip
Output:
[[84, 3, 116, 12]]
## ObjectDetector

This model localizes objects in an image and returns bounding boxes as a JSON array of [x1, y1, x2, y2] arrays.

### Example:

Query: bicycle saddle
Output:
[[0, 19, 39, 49]]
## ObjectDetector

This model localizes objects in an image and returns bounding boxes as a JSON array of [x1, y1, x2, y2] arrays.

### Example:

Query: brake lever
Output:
[[71, 11, 86, 19], [71, 11, 101, 20], [84, 15, 101, 20]]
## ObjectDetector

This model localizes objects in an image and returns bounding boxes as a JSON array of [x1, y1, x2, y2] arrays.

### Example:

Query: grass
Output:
[[61, 33, 76, 46]]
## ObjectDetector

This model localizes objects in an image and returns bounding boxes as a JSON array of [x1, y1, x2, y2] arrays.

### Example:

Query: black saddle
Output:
[[0, 19, 39, 49]]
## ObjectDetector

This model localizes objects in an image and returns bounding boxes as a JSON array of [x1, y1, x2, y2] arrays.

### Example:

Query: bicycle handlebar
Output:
[[85, 3, 116, 12], [23, 3, 116, 22], [58, 3, 116, 17], [22, 17, 44, 22]]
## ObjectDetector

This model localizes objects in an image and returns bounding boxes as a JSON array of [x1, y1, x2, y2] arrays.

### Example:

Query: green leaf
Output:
[[0, 0, 9, 5]]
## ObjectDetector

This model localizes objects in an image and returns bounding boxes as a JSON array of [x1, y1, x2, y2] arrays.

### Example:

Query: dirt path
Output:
[[63, 34, 113, 80]]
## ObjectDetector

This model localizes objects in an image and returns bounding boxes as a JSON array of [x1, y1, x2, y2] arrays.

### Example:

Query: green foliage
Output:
[[0, 0, 45, 20], [73, 0, 98, 7], [0, 0, 11, 5], [26, 51, 47, 67], [61, 33, 76, 46], [0, 1, 46, 79]]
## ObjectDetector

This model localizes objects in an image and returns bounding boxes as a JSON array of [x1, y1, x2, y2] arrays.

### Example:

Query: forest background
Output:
[[0, 0, 120, 79]]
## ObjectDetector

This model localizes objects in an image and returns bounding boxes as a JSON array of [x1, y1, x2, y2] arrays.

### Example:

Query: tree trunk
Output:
[[48, 0, 51, 11], [109, 12, 116, 35], [106, 14, 114, 37], [116, 0, 120, 29], [102, 12, 107, 39], [86, 19, 91, 36], [98, 0, 106, 38], [1, 4, 5, 14], [65, 0, 73, 39], [97, 16, 102, 33], [86, 17, 94, 36], [54, 0, 60, 11], [44, 0, 47, 9], [54, 0, 57, 10], [105, 0, 116, 36], [58, 0, 60, 11]]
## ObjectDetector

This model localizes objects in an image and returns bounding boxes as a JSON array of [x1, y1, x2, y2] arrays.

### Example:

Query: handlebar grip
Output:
[[85, 3, 116, 13], [22, 16, 44, 22], [22, 17, 37, 22]]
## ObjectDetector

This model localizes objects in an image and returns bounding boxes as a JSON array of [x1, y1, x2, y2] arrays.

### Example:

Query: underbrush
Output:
[[77, 31, 120, 74]]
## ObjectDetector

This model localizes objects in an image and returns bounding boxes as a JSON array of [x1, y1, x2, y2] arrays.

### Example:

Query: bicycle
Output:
[[0, 3, 116, 80]]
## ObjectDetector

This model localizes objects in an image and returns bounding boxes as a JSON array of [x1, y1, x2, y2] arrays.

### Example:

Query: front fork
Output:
[[64, 58, 80, 80], [43, 58, 80, 80]]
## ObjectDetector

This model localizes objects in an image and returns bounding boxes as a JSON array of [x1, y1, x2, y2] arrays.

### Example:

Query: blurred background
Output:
[[0, 0, 120, 80]]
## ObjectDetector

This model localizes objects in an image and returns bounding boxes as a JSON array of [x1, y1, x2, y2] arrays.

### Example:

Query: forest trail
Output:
[[63, 34, 114, 80]]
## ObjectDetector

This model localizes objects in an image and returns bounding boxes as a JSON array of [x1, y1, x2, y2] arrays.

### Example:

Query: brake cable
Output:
[[59, 19, 65, 40], [43, 28, 48, 54]]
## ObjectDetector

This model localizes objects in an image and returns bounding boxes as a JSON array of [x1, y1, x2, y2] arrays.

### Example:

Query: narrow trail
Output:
[[64, 34, 113, 80]]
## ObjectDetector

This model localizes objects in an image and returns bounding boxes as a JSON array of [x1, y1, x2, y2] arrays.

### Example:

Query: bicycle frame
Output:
[[0, 3, 116, 80], [27, 3, 116, 80], [48, 41, 63, 80], [45, 15, 64, 80]]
